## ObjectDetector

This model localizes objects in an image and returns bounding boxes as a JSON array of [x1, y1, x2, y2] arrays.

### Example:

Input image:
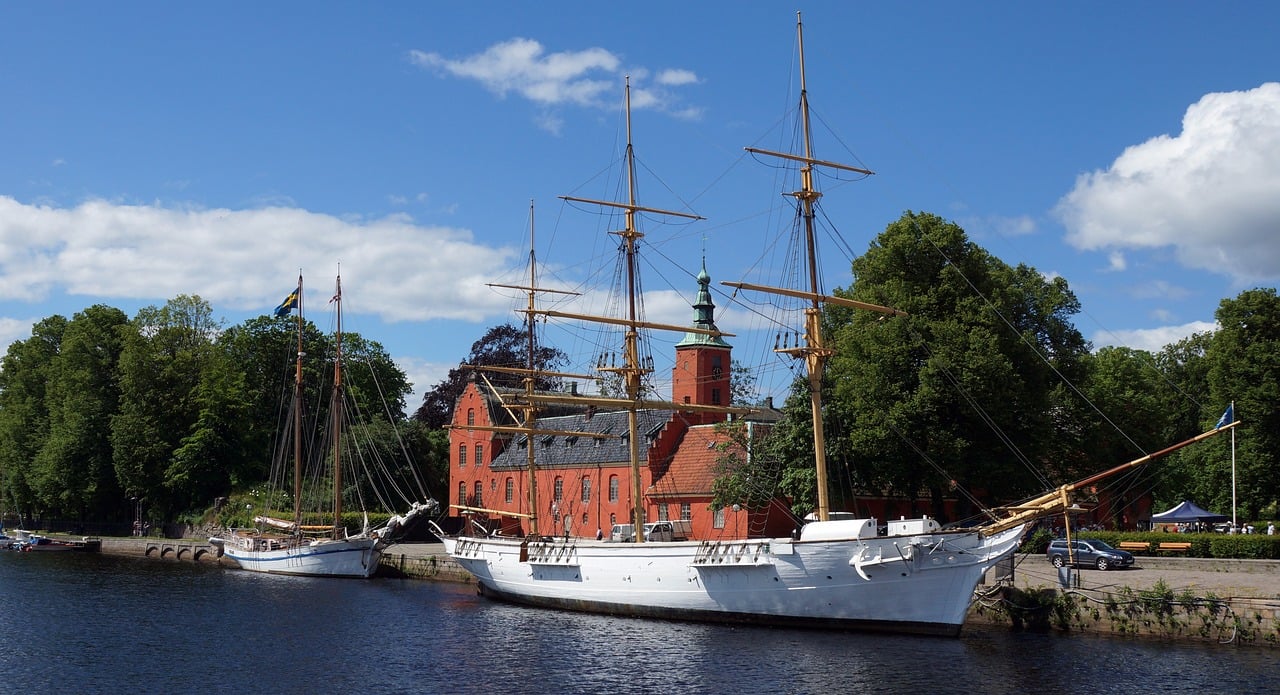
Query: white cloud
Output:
[[1056, 82, 1280, 285], [656, 69, 698, 86], [409, 39, 619, 108], [396, 355, 453, 415], [1091, 320, 1217, 352], [0, 196, 517, 323], [0, 316, 36, 352], [407, 38, 700, 121]]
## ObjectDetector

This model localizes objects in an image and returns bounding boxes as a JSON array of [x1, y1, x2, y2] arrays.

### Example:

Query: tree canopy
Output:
[[712, 211, 1276, 526], [413, 323, 569, 429], [0, 296, 444, 529]]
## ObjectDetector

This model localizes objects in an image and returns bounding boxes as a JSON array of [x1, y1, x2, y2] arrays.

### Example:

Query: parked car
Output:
[[1045, 539, 1135, 571]]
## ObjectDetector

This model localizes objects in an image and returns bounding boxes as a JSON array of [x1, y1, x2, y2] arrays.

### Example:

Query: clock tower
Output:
[[671, 261, 732, 423]]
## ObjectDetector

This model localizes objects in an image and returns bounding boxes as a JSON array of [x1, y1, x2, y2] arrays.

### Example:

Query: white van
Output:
[[610, 520, 691, 542], [609, 524, 635, 542]]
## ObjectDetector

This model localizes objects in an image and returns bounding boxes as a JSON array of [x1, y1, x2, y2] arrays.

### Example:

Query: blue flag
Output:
[[274, 285, 300, 317], [1215, 404, 1233, 429]]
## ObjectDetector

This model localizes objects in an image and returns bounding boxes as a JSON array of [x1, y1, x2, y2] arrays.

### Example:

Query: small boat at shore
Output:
[[4, 529, 101, 552]]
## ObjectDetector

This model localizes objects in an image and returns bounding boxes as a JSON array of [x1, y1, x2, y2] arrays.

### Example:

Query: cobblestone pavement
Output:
[[1007, 553, 1280, 600]]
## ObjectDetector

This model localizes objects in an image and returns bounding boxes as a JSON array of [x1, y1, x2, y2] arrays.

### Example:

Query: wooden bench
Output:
[[1158, 541, 1192, 553], [1118, 541, 1150, 552]]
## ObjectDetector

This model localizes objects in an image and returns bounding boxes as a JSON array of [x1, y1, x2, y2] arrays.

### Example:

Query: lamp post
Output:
[[131, 497, 142, 536]]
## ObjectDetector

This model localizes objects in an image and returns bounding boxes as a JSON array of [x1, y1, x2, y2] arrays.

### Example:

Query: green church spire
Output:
[[676, 259, 730, 348]]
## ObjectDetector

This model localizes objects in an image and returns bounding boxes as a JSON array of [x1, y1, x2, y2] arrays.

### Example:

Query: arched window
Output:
[[608, 475, 619, 502], [473, 480, 483, 507], [505, 478, 514, 503], [475, 444, 484, 467], [467, 408, 475, 425], [458, 444, 467, 468], [581, 477, 591, 503], [457, 482, 466, 505], [554, 477, 564, 502]]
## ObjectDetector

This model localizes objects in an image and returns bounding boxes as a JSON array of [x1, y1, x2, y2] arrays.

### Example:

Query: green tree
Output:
[[711, 381, 816, 518], [1199, 289, 1280, 520], [0, 316, 67, 519], [414, 323, 568, 428], [1149, 331, 1215, 507], [32, 305, 128, 521], [111, 295, 223, 520], [1074, 346, 1173, 525], [822, 212, 1090, 519], [215, 314, 322, 489]]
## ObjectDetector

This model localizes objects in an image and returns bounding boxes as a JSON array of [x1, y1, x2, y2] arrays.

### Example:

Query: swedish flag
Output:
[[274, 285, 300, 317]]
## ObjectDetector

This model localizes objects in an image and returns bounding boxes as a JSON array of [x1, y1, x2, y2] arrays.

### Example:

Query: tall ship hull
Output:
[[435, 12, 1234, 637], [440, 522, 1024, 636]]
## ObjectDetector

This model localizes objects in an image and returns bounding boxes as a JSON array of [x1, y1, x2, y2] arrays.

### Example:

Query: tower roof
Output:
[[676, 260, 730, 349]]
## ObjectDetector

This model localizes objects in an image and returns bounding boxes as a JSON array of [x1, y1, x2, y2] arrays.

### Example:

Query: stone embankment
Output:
[[971, 552, 1280, 647], [88, 536, 1280, 646], [91, 535, 471, 579]]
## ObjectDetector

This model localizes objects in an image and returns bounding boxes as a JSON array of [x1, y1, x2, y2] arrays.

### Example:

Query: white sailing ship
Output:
[[211, 273, 436, 578], [432, 14, 1233, 634]]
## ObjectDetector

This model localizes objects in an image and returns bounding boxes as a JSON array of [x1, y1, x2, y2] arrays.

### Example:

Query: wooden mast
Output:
[[723, 13, 884, 522], [523, 203, 542, 536], [559, 78, 703, 544], [292, 273, 304, 533], [331, 271, 345, 540], [469, 204, 583, 535]]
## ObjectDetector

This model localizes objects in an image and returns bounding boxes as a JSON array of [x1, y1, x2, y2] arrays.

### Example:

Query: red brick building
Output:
[[447, 264, 787, 540]]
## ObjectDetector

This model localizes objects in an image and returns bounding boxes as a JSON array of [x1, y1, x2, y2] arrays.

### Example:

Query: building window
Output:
[[467, 408, 475, 426], [457, 482, 466, 505], [473, 481, 483, 507], [610, 512, 616, 526], [609, 475, 619, 502], [505, 478, 514, 503], [711, 388, 721, 405], [475, 444, 483, 468], [554, 477, 564, 502], [581, 478, 591, 503], [458, 444, 467, 468], [680, 503, 691, 521], [713, 507, 726, 529], [657, 504, 669, 521]]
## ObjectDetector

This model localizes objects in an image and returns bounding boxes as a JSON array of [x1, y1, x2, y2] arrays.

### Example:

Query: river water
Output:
[[1, 551, 1274, 695]]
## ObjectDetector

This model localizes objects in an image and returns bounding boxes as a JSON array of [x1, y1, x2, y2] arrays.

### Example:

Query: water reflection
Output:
[[1, 552, 1274, 695]]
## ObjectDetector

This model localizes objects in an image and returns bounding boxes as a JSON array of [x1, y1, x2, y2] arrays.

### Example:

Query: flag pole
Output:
[[1231, 400, 1237, 531]]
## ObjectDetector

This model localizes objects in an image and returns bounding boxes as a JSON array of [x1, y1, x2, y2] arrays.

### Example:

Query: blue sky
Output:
[[2, 2, 1278, 411]]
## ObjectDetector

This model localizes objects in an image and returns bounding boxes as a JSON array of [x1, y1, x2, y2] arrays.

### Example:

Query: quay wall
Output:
[[970, 554, 1280, 647], [92, 536, 471, 580], [89, 536, 1279, 646]]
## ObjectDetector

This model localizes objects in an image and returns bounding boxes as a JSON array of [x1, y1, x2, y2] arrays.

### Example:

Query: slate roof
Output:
[[488, 408, 674, 470]]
